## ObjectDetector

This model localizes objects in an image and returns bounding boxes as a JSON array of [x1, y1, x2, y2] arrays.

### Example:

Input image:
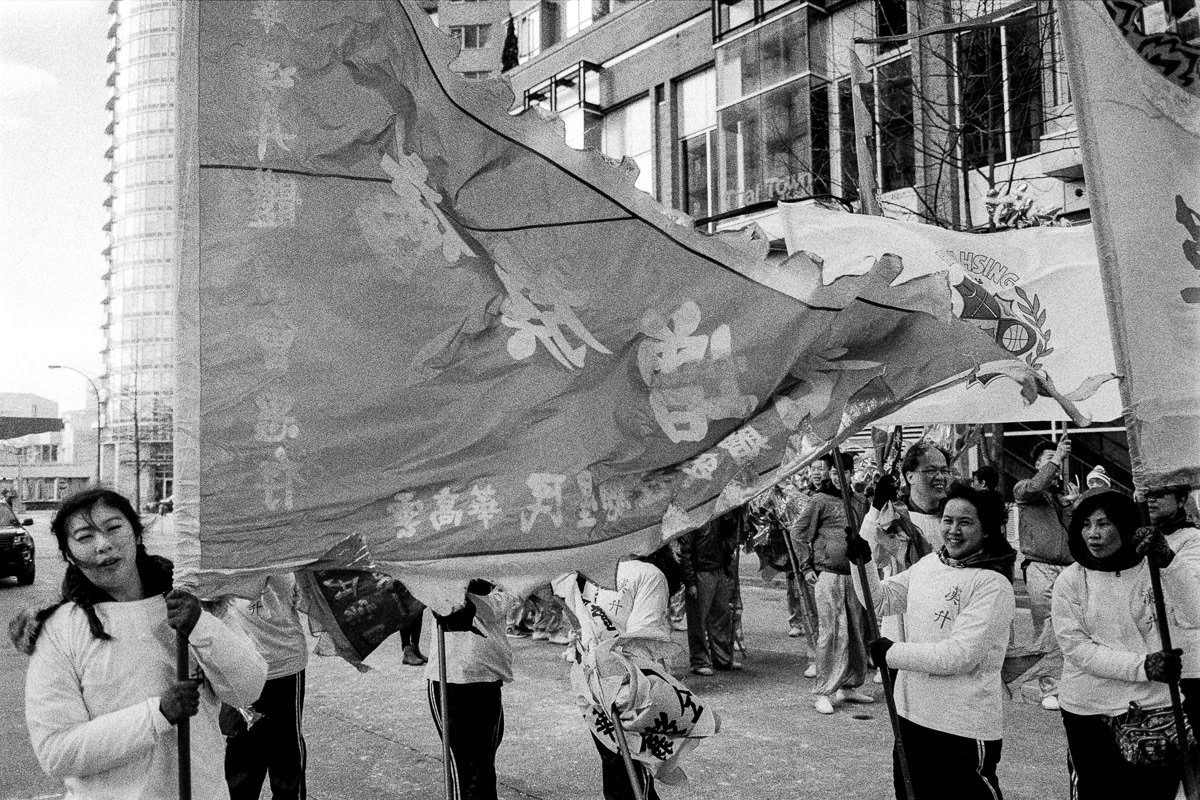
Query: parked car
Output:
[[0, 503, 35, 585]]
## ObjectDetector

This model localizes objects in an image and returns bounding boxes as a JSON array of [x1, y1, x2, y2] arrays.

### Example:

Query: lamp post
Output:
[[48, 365, 102, 484]]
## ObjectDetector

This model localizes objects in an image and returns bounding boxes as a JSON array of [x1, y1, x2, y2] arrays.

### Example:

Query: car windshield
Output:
[[0, 504, 17, 527]]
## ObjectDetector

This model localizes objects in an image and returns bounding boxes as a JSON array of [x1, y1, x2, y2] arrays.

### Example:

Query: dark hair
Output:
[[901, 441, 950, 481], [1030, 440, 1057, 464], [1067, 488, 1143, 572], [1146, 484, 1191, 502], [972, 465, 1000, 491], [51, 488, 144, 560], [944, 483, 1006, 546]]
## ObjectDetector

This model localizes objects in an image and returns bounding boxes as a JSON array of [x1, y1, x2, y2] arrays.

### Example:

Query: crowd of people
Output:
[[11, 443, 1200, 799]]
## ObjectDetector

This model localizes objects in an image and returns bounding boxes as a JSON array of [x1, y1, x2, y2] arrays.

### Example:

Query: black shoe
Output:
[[402, 646, 427, 666]]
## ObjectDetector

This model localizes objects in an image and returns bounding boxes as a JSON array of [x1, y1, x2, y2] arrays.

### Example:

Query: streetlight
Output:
[[48, 365, 102, 484]]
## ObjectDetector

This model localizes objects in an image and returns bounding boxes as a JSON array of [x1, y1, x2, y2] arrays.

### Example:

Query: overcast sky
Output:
[[1, 0, 110, 413]]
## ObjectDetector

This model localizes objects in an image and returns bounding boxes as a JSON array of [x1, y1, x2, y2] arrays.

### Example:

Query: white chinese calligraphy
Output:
[[253, 389, 300, 443], [389, 492, 424, 539], [428, 487, 464, 531], [717, 425, 768, 465], [680, 452, 721, 483], [249, 315, 296, 371], [465, 483, 502, 529], [637, 301, 757, 443], [495, 263, 611, 371], [250, 0, 285, 33], [248, 169, 299, 229], [520, 473, 566, 532], [260, 446, 297, 511], [576, 471, 599, 529], [377, 151, 476, 264]]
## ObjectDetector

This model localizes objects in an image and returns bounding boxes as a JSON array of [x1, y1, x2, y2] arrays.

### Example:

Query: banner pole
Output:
[[176, 632, 191, 800], [832, 445, 916, 800], [610, 702, 647, 800], [436, 620, 453, 800], [779, 499, 819, 658]]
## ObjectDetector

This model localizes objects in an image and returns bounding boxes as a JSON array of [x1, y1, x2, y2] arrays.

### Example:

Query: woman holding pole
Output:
[[1052, 488, 1200, 798], [849, 484, 1016, 799], [14, 488, 266, 799]]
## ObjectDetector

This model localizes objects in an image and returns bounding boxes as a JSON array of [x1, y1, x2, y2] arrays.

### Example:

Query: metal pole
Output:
[[609, 702, 647, 800], [48, 364, 102, 483], [730, 515, 744, 657], [832, 445, 917, 800], [779, 502, 819, 657], [176, 632, 191, 800], [436, 620, 453, 800]]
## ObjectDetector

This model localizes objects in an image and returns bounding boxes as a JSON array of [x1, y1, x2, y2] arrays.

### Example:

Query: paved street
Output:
[[2, 511, 1070, 799]]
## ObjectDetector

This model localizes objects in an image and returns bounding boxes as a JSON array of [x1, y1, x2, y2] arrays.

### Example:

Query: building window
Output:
[[449, 24, 490, 50], [958, 10, 1045, 170], [836, 78, 857, 200], [602, 96, 653, 194], [564, 0, 616, 38], [524, 63, 603, 151], [876, 0, 907, 52], [678, 69, 718, 220], [713, 0, 799, 39], [810, 83, 831, 195], [876, 56, 914, 192], [517, 7, 541, 62], [458, 70, 491, 80]]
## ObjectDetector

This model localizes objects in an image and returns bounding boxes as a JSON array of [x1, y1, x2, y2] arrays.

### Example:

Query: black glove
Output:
[[467, 579, 495, 596], [1144, 648, 1183, 683], [869, 637, 895, 670], [846, 533, 872, 565], [433, 597, 484, 637], [1134, 526, 1176, 568], [872, 474, 898, 510]]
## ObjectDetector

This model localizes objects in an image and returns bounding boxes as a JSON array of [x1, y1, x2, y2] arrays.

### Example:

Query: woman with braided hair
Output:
[[12, 488, 266, 799]]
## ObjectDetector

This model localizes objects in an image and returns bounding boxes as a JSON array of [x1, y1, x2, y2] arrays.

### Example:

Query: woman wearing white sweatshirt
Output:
[[15, 488, 267, 800], [1052, 488, 1200, 799], [851, 483, 1016, 799]]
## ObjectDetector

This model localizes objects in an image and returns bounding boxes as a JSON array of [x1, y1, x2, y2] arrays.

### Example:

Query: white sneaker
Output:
[[873, 670, 884, 684], [531, 630, 550, 641], [547, 632, 571, 645], [814, 696, 836, 715], [788, 627, 804, 638], [1041, 695, 1061, 711], [804, 663, 818, 678], [836, 689, 876, 704]]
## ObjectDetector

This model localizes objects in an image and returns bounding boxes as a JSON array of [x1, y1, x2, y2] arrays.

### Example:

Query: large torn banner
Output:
[[1059, 1, 1200, 491], [176, 0, 1061, 606], [780, 203, 1121, 425]]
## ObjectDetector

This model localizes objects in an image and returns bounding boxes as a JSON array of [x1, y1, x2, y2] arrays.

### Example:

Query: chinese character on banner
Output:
[[680, 452, 721, 483], [599, 481, 632, 523], [465, 483, 502, 529], [379, 151, 476, 264], [248, 169, 299, 229], [428, 487, 464, 531], [520, 473, 566, 532], [248, 315, 296, 371], [576, 471, 599, 529], [253, 388, 300, 444], [717, 425, 768, 465], [637, 301, 757, 443], [389, 492, 424, 539], [495, 262, 612, 371], [260, 446, 298, 511], [250, 0, 285, 33]]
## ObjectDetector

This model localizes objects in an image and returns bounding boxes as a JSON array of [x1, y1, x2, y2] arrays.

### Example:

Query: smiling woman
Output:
[[11, 488, 266, 800]]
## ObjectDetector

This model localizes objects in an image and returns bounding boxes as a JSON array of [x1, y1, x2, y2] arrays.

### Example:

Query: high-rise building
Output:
[[102, 0, 179, 507]]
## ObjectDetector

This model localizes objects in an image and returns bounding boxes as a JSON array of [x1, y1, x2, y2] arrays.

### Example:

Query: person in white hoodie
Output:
[[15, 488, 267, 800], [850, 483, 1016, 800], [1052, 488, 1200, 799]]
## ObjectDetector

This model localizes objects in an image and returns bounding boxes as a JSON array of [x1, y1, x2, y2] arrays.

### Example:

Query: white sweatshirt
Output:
[[853, 553, 1015, 741], [1165, 526, 1200, 679], [424, 591, 514, 684], [1052, 556, 1200, 716], [25, 598, 267, 800], [223, 573, 309, 680]]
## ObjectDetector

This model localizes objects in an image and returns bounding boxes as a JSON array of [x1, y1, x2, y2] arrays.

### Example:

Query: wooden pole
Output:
[[832, 445, 916, 800], [610, 702, 647, 800], [176, 632, 191, 800], [436, 620, 453, 800], [779, 506, 819, 657]]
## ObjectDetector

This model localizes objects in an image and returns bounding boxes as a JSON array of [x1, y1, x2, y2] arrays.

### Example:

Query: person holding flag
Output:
[[1052, 489, 1200, 798], [850, 484, 1016, 799]]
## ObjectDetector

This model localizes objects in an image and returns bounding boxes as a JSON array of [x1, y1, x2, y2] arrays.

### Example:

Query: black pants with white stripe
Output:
[[1061, 709, 1181, 800], [427, 680, 505, 800], [893, 715, 1003, 800], [592, 732, 661, 800], [225, 670, 307, 800]]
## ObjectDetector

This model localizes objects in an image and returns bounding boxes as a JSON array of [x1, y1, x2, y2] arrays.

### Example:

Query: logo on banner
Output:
[[936, 250, 1051, 377], [1103, 0, 1200, 96]]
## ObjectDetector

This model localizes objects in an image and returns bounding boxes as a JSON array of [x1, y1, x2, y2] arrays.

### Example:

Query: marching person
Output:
[[851, 484, 1017, 799], [796, 453, 872, 714], [426, 580, 514, 800], [1014, 438, 1078, 711], [679, 509, 742, 675], [1052, 488, 1200, 798], [1145, 483, 1200, 733], [15, 488, 267, 799], [222, 572, 310, 800]]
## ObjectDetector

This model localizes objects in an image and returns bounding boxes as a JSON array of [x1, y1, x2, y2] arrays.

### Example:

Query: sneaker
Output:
[[814, 696, 836, 715], [873, 670, 884, 684], [804, 663, 818, 678], [691, 666, 715, 676], [402, 646, 425, 667], [506, 627, 532, 639], [1041, 695, 1061, 711], [788, 627, 804, 638], [531, 630, 551, 640], [671, 620, 688, 632], [836, 689, 876, 704], [547, 632, 572, 645]]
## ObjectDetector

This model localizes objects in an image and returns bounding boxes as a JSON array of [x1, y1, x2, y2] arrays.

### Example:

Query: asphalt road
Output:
[[1, 511, 1071, 799]]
